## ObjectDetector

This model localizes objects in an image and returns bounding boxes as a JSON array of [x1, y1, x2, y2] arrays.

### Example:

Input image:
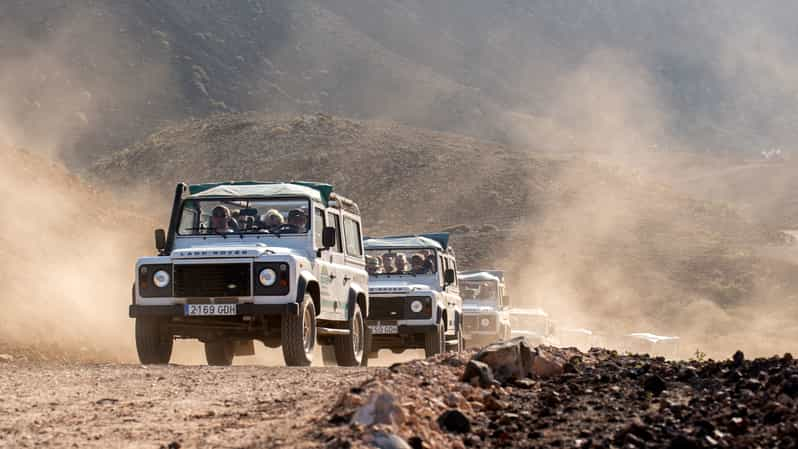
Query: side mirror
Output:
[[322, 226, 336, 249], [154, 229, 166, 252], [444, 268, 456, 285]]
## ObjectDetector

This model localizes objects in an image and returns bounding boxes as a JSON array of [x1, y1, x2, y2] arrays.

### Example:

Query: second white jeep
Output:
[[363, 233, 464, 359]]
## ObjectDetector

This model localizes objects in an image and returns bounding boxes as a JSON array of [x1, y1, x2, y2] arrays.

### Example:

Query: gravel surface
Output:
[[0, 362, 368, 449], [320, 348, 798, 449]]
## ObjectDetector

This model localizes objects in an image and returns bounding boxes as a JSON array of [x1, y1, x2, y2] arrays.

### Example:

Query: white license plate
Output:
[[184, 304, 237, 316], [369, 324, 399, 335]]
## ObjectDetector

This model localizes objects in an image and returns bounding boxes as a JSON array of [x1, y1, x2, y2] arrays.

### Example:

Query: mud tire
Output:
[[135, 317, 173, 364], [424, 321, 445, 357], [282, 294, 316, 366], [334, 303, 365, 366], [204, 340, 235, 366]]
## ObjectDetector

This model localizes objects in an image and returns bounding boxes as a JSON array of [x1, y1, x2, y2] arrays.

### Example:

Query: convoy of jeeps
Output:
[[129, 180, 679, 366]]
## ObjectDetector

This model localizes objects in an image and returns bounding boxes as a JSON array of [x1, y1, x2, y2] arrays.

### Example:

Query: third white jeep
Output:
[[460, 270, 512, 347]]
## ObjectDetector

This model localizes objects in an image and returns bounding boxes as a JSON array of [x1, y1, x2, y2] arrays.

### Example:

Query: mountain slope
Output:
[[5, 0, 798, 164]]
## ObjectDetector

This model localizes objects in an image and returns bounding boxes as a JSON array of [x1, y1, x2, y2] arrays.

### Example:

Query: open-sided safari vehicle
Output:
[[129, 181, 369, 367]]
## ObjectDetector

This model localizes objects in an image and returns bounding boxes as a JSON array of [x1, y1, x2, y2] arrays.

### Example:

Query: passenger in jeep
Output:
[[411, 254, 429, 274], [210, 206, 235, 233], [366, 256, 383, 275], [284, 209, 308, 232], [381, 253, 396, 273], [395, 253, 409, 273], [383, 255, 398, 274], [259, 209, 285, 231]]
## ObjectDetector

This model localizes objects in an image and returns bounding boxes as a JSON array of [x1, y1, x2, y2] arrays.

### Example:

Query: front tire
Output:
[[135, 317, 173, 364], [282, 294, 316, 366], [204, 340, 235, 366], [334, 303, 365, 366], [447, 316, 464, 352], [424, 321, 445, 357]]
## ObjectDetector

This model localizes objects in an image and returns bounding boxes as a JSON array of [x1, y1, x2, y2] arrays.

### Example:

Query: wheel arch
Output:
[[347, 283, 368, 319], [297, 271, 321, 316]]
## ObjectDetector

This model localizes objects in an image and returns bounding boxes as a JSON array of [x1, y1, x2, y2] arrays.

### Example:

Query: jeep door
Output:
[[313, 206, 342, 319], [324, 209, 347, 319], [441, 254, 461, 335], [340, 212, 367, 317]]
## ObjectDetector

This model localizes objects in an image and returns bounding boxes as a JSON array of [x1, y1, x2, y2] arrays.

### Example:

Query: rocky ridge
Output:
[[318, 339, 798, 449]]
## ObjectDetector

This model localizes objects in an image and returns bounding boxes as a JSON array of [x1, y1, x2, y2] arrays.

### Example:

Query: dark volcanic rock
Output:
[[462, 360, 495, 388], [643, 374, 667, 395], [437, 409, 471, 434]]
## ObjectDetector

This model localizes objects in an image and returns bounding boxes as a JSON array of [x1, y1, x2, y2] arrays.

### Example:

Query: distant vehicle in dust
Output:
[[558, 327, 597, 351], [620, 333, 681, 358], [362, 233, 464, 360], [459, 270, 512, 347], [508, 307, 558, 346], [129, 181, 369, 367]]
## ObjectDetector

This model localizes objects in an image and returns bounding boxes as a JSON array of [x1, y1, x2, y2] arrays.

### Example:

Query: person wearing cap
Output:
[[210, 205, 234, 233], [285, 208, 308, 232], [411, 253, 428, 274]]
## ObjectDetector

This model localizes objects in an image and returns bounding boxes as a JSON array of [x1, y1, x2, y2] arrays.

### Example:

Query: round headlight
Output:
[[480, 318, 491, 328], [152, 270, 170, 288], [410, 299, 424, 313], [259, 268, 277, 287]]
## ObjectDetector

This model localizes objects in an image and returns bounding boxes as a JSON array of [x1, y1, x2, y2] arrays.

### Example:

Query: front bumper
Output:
[[129, 303, 299, 318]]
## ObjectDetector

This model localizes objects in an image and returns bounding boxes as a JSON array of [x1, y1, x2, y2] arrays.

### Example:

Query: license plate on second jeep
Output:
[[184, 304, 237, 316], [369, 322, 398, 335]]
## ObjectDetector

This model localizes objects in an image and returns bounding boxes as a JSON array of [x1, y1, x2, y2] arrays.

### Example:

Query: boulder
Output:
[[461, 359, 495, 387], [473, 338, 564, 382], [473, 337, 534, 382]]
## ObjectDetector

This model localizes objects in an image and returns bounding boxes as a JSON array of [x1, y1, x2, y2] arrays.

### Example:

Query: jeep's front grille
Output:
[[368, 297, 406, 320], [173, 264, 251, 298], [464, 315, 495, 332]]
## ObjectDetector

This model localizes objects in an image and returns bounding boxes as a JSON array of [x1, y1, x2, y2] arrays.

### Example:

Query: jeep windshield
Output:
[[365, 248, 438, 276], [177, 198, 310, 235], [461, 280, 498, 304]]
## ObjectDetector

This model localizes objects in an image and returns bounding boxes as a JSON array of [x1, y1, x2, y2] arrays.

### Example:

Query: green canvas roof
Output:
[[187, 181, 333, 204], [364, 235, 445, 251]]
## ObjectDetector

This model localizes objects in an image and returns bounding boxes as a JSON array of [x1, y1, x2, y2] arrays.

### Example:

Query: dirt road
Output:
[[0, 362, 368, 449]]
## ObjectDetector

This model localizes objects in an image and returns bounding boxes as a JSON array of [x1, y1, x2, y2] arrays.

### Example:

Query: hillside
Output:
[[90, 112, 798, 357], [5, 0, 798, 165]]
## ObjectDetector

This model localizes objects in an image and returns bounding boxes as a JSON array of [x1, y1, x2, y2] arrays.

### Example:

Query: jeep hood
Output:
[[171, 243, 303, 259], [368, 280, 432, 295], [463, 303, 499, 313]]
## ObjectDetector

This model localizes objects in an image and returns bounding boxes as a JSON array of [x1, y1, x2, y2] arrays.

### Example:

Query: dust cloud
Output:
[[503, 45, 798, 359], [0, 5, 173, 361], [0, 146, 152, 361]]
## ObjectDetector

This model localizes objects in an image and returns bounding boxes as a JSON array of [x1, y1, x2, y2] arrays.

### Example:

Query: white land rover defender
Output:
[[508, 308, 558, 346], [363, 234, 464, 358], [459, 270, 512, 347], [129, 181, 369, 367]]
